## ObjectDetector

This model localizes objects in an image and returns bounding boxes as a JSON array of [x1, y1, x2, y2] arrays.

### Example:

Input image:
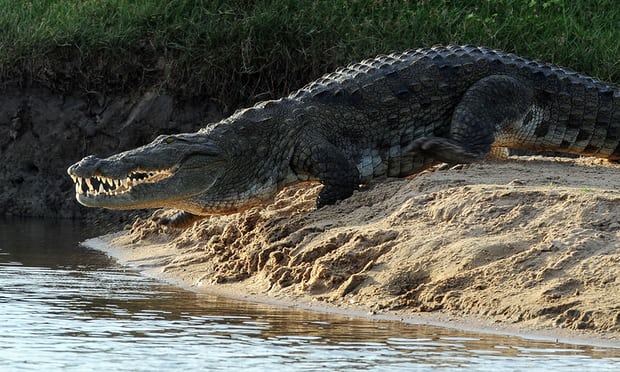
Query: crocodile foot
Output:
[[408, 136, 484, 164], [154, 211, 206, 228]]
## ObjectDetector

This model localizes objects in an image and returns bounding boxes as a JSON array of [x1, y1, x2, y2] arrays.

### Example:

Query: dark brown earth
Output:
[[0, 86, 220, 220]]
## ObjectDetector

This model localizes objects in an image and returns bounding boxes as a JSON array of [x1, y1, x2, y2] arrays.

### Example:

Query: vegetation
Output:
[[0, 0, 617, 109]]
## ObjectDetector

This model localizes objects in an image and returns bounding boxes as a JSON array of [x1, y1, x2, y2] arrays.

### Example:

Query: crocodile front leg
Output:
[[292, 135, 360, 208], [408, 75, 534, 163], [156, 211, 206, 228]]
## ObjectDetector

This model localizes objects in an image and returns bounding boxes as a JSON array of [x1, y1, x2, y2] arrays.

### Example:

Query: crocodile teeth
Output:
[[70, 168, 174, 198]]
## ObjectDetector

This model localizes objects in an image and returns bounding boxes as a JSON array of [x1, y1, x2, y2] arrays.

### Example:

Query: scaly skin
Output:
[[67, 45, 620, 227]]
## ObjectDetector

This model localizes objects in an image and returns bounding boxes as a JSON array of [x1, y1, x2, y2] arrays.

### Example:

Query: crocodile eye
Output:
[[165, 137, 176, 144]]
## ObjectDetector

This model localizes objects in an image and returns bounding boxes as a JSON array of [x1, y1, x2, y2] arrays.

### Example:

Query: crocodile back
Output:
[[290, 45, 619, 163]]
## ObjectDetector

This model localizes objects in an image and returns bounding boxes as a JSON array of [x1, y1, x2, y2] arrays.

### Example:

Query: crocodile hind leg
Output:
[[292, 136, 360, 208], [408, 75, 534, 163]]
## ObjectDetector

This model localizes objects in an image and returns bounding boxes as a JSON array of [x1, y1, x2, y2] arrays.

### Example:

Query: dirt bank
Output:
[[0, 87, 220, 219], [95, 156, 620, 341]]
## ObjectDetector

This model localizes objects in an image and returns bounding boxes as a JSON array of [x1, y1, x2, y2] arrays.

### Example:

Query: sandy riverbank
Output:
[[85, 156, 620, 345]]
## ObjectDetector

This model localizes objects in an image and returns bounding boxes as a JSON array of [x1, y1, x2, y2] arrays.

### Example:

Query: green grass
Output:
[[0, 0, 618, 109]]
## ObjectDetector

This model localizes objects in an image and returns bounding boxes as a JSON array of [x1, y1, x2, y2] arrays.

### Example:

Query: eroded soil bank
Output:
[[0, 87, 219, 220], [95, 156, 620, 342]]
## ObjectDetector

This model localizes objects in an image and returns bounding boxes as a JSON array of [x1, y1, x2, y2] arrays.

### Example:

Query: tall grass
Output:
[[0, 0, 617, 108]]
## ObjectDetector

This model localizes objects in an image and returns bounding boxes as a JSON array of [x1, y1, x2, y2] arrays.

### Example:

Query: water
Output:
[[1, 218, 620, 371]]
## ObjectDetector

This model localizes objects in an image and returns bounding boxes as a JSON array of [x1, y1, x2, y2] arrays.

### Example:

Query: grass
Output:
[[0, 0, 618, 109]]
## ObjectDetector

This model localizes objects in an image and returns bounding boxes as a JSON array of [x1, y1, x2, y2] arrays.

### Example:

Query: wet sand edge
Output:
[[84, 233, 620, 349]]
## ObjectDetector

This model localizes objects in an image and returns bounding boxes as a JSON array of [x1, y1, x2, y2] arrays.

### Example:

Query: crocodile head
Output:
[[67, 133, 227, 213]]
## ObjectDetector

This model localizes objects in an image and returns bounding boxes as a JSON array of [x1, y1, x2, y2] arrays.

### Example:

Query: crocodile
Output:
[[67, 45, 620, 227]]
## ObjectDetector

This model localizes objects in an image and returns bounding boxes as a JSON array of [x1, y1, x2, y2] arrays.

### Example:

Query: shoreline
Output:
[[82, 156, 620, 349], [84, 233, 620, 349]]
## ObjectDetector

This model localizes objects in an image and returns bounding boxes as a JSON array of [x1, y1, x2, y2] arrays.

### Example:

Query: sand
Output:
[[88, 155, 620, 344]]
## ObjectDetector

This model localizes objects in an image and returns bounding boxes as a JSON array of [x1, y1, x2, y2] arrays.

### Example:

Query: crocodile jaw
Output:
[[70, 168, 175, 207], [67, 132, 228, 212]]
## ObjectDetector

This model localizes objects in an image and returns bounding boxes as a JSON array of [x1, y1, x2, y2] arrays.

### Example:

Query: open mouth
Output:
[[70, 169, 174, 197]]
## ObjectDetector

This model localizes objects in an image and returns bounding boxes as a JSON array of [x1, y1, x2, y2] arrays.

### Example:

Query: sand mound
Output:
[[109, 156, 620, 336]]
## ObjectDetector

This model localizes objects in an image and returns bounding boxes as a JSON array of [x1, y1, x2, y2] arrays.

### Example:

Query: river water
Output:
[[1, 218, 620, 371]]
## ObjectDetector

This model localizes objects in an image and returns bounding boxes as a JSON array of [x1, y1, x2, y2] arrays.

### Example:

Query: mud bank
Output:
[[0, 86, 220, 219], [88, 156, 620, 343]]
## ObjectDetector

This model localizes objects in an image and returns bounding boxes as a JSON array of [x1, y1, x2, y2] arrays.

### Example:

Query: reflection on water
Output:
[[1, 218, 620, 371]]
